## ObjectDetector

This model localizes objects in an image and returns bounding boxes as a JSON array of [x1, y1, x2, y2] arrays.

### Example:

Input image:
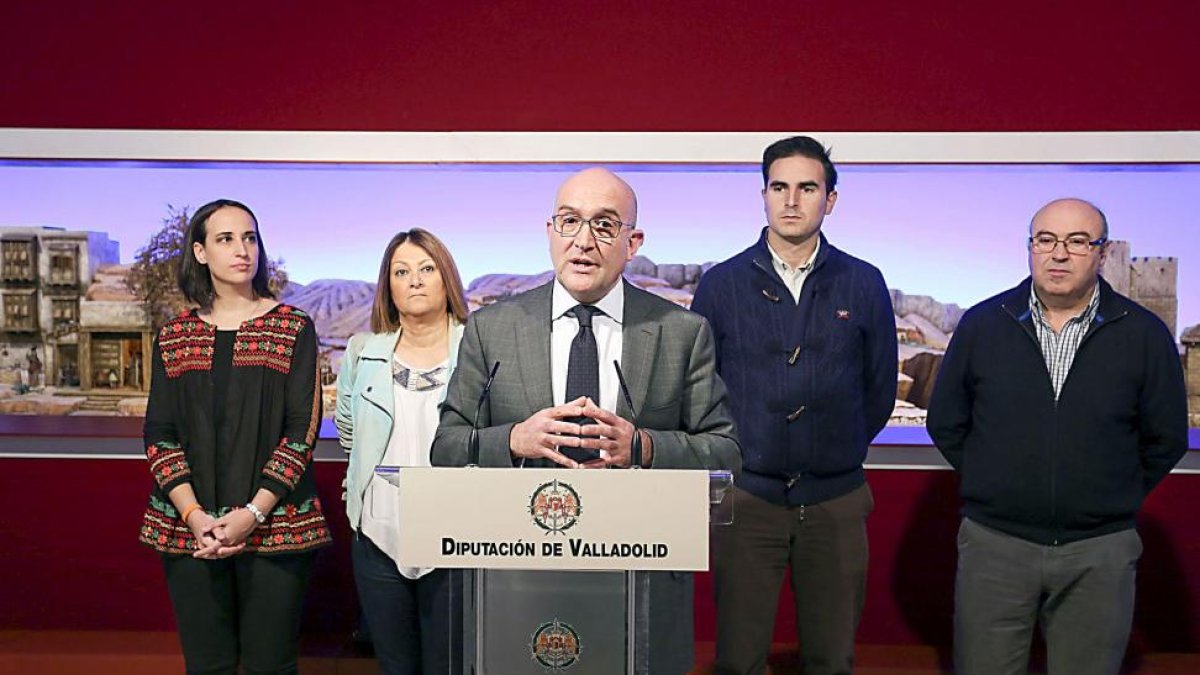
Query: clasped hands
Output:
[[187, 508, 260, 560], [509, 396, 649, 469]]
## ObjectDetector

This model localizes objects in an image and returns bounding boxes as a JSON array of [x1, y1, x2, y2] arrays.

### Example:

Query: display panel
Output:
[[1, 158, 1196, 428]]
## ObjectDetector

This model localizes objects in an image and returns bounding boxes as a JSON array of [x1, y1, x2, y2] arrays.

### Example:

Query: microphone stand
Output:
[[613, 360, 643, 470], [467, 361, 500, 468]]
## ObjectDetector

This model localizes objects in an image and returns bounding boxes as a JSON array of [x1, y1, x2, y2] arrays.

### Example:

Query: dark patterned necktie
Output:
[[565, 305, 602, 412]]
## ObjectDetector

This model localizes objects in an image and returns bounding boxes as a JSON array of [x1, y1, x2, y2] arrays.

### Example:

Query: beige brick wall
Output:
[[1131, 257, 1178, 336], [1100, 240, 1131, 296], [1131, 257, 1178, 298]]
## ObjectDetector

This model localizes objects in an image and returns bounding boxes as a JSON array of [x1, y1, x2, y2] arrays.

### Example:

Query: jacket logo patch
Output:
[[836, 309, 851, 320]]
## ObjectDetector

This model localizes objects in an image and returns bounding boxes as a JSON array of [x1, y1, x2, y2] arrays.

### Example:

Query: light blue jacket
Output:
[[336, 322, 464, 530]]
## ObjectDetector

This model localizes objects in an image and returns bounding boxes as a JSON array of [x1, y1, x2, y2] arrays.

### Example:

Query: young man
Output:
[[692, 136, 897, 675]]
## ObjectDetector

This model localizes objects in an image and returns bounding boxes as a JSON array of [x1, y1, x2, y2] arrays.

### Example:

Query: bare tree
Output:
[[126, 205, 289, 330]]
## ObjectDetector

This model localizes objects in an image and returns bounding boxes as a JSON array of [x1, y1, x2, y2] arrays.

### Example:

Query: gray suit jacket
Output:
[[432, 280, 741, 674]]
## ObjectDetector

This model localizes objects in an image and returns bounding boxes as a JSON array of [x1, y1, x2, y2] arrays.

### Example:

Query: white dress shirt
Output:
[[768, 236, 821, 304], [550, 279, 623, 413]]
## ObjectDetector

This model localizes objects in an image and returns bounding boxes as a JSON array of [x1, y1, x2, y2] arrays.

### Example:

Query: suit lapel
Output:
[[515, 285, 555, 413], [620, 283, 659, 422]]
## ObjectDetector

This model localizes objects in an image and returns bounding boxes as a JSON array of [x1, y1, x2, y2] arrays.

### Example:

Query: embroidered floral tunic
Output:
[[139, 304, 332, 555]]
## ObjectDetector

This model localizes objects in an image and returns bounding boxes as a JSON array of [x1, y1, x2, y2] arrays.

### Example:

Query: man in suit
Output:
[[432, 167, 741, 674]]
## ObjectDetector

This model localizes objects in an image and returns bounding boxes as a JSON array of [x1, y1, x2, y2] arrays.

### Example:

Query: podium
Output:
[[376, 466, 733, 674]]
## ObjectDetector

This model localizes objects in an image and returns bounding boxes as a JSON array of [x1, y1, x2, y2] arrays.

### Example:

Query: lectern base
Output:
[[464, 569, 632, 674]]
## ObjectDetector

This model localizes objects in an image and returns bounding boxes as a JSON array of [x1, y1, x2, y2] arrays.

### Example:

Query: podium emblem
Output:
[[529, 479, 582, 534], [530, 618, 582, 671]]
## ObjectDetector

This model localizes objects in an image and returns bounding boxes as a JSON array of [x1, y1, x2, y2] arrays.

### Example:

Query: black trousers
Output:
[[352, 532, 461, 675], [162, 552, 315, 675]]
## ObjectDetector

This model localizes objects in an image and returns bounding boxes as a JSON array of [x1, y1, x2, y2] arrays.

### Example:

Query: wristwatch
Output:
[[244, 502, 266, 524]]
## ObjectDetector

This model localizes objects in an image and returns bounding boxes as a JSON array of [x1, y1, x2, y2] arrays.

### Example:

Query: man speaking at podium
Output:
[[432, 167, 741, 673]]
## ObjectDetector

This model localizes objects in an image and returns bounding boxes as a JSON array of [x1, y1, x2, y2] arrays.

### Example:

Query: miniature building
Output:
[[1183, 325, 1200, 429], [0, 227, 151, 392], [78, 264, 153, 392], [1100, 241, 1179, 335], [1100, 240, 1133, 296], [895, 315, 925, 345], [1103, 242, 1188, 425], [1130, 256, 1178, 337]]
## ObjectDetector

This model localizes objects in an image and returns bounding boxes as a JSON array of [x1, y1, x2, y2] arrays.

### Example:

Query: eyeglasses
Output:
[[1029, 233, 1107, 256], [550, 214, 629, 242]]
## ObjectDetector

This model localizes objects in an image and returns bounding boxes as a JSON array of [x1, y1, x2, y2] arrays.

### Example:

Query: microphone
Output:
[[467, 361, 500, 467], [613, 360, 644, 469]]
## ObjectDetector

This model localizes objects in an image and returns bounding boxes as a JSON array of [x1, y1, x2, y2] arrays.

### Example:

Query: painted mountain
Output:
[[282, 257, 966, 352], [280, 258, 969, 426], [281, 279, 375, 347]]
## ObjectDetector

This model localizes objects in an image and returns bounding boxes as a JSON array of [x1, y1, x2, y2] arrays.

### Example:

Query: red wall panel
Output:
[[2, 2, 1198, 132], [4, 457, 1198, 655], [0, 458, 355, 634]]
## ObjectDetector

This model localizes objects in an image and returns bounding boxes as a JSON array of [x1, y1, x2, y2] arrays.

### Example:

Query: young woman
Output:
[[139, 199, 329, 674], [336, 229, 469, 674]]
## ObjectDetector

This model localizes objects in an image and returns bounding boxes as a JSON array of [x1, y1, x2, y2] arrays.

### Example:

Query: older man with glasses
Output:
[[927, 198, 1189, 675], [432, 167, 741, 675]]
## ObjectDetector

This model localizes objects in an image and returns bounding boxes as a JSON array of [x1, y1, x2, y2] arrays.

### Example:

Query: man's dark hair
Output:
[[761, 136, 838, 193], [178, 198, 274, 308]]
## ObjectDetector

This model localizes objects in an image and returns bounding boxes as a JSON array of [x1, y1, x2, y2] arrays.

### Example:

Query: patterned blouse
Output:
[[139, 304, 332, 555]]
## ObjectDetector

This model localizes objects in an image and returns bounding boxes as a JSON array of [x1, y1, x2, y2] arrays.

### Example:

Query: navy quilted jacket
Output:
[[691, 229, 897, 506]]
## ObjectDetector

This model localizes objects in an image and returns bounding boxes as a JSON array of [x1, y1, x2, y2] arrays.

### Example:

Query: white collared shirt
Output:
[[768, 237, 821, 303], [551, 279, 623, 413]]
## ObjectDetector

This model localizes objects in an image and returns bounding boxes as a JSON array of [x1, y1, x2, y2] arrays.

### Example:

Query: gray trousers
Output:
[[955, 518, 1141, 675], [713, 483, 873, 675]]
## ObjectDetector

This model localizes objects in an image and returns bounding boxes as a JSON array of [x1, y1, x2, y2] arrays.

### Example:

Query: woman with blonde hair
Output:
[[336, 228, 468, 674]]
